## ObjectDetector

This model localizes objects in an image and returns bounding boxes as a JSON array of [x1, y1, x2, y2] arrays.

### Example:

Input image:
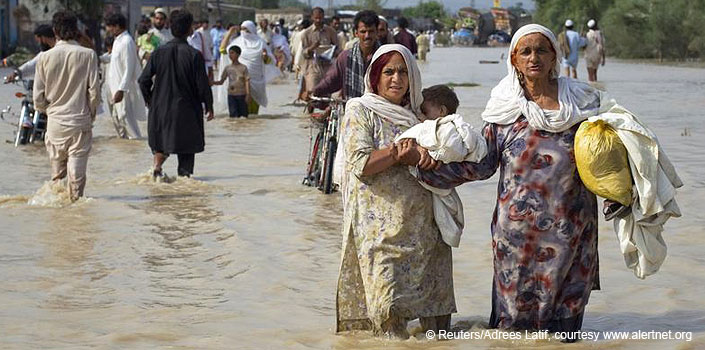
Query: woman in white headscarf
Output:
[[414, 24, 681, 337], [270, 26, 291, 72], [215, 20, 273, 115], [335, 44, 456, 338]]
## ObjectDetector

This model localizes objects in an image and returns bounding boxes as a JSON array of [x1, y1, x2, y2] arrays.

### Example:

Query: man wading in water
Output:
[[34, 11, 100, 201], [138, 9, 214, 180]]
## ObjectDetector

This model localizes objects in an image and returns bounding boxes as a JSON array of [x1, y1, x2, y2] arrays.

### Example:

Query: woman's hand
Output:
[[416, 145, 439, 171], [395, 140, 439, 170], [396, 139, 419, 164]]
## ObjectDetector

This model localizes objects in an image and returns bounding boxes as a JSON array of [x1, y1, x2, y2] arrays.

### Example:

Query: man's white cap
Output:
[[565, 19, 574, 27], [154, 8, 167, 17], [587, 19, 596, 28], [378, 15, 387, 23]]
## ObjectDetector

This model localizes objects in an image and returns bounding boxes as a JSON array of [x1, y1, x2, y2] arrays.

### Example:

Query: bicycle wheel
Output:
[[322, 138, 337, 194], [316, 122, 331, 190], [303, 130, 323, 186]]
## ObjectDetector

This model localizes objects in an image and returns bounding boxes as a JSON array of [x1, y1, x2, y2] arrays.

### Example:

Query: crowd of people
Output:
[[12, 5, 680, 342]]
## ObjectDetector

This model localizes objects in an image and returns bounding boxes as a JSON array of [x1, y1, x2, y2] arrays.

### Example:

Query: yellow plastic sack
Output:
[[574, 120, 633, 206]]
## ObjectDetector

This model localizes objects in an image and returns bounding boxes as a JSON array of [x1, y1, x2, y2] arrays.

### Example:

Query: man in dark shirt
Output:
[[394, 17, 417, 57], [306, 11, 380, 100], [139, 9, 214, 179]]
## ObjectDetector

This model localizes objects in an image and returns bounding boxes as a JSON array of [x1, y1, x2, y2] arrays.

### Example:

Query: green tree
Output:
[[534, 0, 615, 35], [402, 1, 446, 19], [683, 0, 705, 58], [535, 0, 705, 60], [602, 0, 705, 59]]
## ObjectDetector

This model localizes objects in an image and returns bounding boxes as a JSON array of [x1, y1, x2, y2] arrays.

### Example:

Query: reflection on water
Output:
[[137, 178, 236, 309], [0, 48, 704, 349], [38, 206, 115, 311]]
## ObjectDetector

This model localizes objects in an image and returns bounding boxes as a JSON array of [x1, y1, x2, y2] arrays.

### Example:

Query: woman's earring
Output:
[[517, 70, 524, 82]]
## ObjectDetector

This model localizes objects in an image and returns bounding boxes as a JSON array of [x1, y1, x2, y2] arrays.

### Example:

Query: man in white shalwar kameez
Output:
[[105, 13, 146, 139], [188, 20, 215, 81]]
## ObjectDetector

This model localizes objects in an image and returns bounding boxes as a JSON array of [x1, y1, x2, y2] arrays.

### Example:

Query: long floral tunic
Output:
[[336, 101, 456, 332], [419, 116, 599, 332]]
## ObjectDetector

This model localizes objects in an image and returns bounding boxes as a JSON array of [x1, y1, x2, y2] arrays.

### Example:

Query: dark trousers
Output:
[[177, 154, 195, 177], [227, 94, 248, 118]]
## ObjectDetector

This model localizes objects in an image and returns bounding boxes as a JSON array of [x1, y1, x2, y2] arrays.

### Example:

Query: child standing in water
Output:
[[214, 45, 250, 118]]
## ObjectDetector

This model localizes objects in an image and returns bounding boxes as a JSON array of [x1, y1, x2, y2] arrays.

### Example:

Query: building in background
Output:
[[255, 7, 304, 30]]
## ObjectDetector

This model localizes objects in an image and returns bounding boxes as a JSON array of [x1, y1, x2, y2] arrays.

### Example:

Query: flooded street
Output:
[[1, 47, 704, 349]]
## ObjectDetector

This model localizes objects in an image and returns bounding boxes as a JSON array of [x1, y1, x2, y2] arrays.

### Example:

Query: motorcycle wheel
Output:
[[16, 126, 30, 145]]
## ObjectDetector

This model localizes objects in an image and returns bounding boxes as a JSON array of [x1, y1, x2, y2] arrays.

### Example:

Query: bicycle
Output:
[[302, 96, 344, 194]]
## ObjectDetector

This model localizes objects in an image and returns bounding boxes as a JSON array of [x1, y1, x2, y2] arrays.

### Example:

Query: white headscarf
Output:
[[481, 24, 602, 132], [232, 21, 264, 51], [271, 27, 291, 64], [334, 44, 424, 189], [356, 44, 424, 127]]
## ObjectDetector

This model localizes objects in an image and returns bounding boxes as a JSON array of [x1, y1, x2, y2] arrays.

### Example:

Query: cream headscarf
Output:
[[334, 44, 424, 190], [356, 43, 424, 126], [481, 24, 603, 132]]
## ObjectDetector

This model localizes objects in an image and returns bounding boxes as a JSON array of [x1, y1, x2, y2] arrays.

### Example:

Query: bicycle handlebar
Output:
[[308, 96, 346, 104]]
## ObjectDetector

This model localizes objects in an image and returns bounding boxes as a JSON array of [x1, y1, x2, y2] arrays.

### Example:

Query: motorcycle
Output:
[[1, 68, 47, 146]]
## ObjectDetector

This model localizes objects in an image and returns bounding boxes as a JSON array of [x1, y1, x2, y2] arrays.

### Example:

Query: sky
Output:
[[304, 0, 536, 13]]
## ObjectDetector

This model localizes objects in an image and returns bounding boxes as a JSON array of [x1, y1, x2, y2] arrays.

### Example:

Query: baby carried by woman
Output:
[[396, 84, 487, 247]]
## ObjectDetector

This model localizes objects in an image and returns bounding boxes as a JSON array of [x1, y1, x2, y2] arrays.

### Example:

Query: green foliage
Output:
[[438, 17, 457, 31], [402, 1, 446, 19], [534, 0, 615, 34], [534, 0, 705, 59], [600, 0, 652, 58]]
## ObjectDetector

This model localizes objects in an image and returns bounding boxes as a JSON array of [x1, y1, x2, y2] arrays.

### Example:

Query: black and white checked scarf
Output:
[[344, 41, 376, 99]]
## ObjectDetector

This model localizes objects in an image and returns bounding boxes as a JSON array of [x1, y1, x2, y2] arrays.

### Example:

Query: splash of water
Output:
[[27, 180, 90, 207]]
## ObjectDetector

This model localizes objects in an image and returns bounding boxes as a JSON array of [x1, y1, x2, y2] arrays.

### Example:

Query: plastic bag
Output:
[[574, 120, 633, 206]]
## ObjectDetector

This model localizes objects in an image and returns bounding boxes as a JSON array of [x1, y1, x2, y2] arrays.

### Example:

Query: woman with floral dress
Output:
[[416, 25, 608, 337], [335, 44, 456, 338]]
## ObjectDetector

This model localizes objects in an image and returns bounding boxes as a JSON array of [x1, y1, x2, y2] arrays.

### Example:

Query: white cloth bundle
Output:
[[589, 105, 682, 279]]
